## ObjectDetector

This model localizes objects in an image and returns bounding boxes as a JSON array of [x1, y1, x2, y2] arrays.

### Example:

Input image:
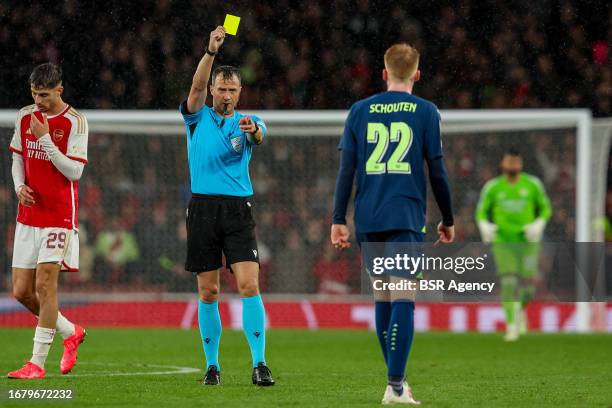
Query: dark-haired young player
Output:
[[8, 63, 88, 379]]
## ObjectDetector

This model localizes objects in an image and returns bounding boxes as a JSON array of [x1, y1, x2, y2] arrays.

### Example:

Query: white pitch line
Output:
[[45, 363, 200, 378], [180, 300, 198, 330], [300, 300, 319, 330]]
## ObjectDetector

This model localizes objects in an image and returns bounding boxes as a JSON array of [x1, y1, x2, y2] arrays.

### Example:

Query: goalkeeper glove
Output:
[[524, 218, 546, 242], [477, 220, 497, 243]]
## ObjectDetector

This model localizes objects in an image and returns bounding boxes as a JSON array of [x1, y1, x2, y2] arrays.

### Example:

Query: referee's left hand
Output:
[[239, 116, 257, 134]]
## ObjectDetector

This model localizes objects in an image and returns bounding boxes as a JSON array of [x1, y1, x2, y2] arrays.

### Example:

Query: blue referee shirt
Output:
[[180, 101, 267, 196]]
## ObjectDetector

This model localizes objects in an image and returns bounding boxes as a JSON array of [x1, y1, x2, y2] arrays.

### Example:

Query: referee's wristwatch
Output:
[[205, 48, 217, 56], [250, 121, 260, 135]]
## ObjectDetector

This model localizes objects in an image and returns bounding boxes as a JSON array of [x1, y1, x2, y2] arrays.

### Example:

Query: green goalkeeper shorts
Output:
[[491, 242, 540, 277]]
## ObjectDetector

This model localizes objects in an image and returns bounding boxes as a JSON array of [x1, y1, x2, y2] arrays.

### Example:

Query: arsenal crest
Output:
[[53, 129, 64, 141]]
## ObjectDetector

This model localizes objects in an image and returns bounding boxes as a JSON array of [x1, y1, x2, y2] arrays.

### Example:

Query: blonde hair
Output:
[[384, 43, 420, 81]]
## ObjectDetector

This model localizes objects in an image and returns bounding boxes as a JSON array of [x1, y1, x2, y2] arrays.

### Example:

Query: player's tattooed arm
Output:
[[188, 26, 226, 113]]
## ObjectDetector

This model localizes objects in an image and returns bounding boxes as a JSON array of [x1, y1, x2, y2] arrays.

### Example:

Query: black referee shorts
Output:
[[185, 194, 259, 273]]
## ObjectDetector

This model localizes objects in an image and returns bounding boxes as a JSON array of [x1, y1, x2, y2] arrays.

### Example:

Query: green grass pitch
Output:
[[0, 328, 611, 407]]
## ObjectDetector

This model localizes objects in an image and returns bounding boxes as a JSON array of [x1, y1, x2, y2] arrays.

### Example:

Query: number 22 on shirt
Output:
[[365, 121, 413, 175]]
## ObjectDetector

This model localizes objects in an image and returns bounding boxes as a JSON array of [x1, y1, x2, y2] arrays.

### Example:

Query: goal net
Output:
[[0, 109, 608, 331]]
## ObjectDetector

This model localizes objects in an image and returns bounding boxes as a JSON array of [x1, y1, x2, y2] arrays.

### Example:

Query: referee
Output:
[[180, 25, 274, 386]]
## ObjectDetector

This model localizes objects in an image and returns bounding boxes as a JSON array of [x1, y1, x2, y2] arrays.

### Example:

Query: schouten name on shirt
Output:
[[26, 139, 50, 161], [369, 102, 418, 114]]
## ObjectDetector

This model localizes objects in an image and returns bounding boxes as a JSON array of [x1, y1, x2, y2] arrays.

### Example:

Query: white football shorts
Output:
[[12, 222, 79, 272]]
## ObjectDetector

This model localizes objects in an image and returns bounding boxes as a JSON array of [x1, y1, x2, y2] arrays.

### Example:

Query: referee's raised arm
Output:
[[187, 26, 226, 113]]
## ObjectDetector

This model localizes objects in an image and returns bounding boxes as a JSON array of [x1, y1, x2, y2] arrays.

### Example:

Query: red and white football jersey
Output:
[[9, 104, 88, 229]]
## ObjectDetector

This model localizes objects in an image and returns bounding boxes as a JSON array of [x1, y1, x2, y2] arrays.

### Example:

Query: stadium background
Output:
[[0, 0, 610, 331]]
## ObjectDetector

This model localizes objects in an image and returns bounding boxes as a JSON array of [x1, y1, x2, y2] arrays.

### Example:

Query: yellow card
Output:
[[223, 14, 241, 36]]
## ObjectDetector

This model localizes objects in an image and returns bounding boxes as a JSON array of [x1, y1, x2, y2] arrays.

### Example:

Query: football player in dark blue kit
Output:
[[331, 43, 455, 405]]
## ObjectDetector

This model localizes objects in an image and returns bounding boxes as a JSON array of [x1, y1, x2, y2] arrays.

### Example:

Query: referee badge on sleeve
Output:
[[231, 136, 243, 152]]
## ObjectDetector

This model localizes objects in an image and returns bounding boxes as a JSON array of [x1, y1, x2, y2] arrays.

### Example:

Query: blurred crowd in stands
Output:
[[0, 0, 609, 293], [0, 0, 610, 116]]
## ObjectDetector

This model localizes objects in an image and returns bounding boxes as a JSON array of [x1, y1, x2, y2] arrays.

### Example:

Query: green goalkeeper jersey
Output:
[[475, 172, 551, 242]]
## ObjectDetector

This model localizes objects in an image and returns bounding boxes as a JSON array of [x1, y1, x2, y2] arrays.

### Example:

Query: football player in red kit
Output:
[[7, 63, 88, 379]]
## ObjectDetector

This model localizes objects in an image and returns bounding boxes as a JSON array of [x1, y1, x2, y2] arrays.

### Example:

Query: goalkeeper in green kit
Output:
[[475, 149, 551, 341]]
